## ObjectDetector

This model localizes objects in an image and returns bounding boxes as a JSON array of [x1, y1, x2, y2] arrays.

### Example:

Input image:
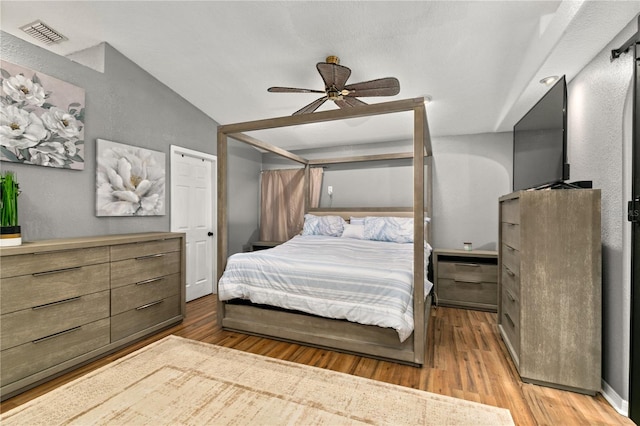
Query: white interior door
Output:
[[170, 146, 217, 302]]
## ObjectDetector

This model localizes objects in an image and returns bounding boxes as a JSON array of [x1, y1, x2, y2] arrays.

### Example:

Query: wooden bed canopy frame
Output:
[[216, 97, 434, 365]]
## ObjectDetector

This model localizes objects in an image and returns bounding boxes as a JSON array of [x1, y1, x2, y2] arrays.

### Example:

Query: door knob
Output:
[[208, 232, 214, 237]]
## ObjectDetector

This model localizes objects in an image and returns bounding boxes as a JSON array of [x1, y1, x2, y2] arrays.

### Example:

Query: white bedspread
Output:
[[218, 235, 433, 342]]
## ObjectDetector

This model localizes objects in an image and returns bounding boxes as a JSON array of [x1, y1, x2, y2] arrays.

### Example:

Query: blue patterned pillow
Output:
[[363, 216, 415, 243], [302, 214, 346, 237]]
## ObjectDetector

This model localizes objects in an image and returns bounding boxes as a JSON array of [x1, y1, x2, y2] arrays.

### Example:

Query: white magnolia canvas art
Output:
[[96, 139, 165, 216], [0, 60, 85, 170]]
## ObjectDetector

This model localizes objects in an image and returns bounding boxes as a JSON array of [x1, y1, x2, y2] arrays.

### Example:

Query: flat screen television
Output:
[[513, 75, 569, 191]]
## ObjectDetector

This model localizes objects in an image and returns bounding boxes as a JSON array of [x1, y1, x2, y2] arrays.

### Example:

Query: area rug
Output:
[[2, 335, 515, 425]]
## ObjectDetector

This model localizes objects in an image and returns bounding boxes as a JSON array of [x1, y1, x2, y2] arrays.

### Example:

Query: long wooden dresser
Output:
[[0, 232, 185, 400], [498, 190, 601, 395]]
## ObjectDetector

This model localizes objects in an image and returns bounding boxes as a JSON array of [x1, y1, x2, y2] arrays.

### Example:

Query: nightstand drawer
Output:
[[501, 222, 520, 250], [501, 198, 520, 224], [110, 251, 181, 288], [111, 294, 181, 341], [111, 273, 181, 315], [0, 247, 109, 279], [1, 290, 110, 351], [1, 318, 110, 387], [438, 278, 497, 306], [437, 261, 497, 283]]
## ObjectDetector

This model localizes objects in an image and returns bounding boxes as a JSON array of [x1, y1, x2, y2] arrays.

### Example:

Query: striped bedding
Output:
[[218, 235, 433, 342]]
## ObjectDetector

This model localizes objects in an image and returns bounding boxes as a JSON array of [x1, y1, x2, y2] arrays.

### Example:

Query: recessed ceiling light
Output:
[[539, 76, 559, 86], [20, 20, 67, 45]]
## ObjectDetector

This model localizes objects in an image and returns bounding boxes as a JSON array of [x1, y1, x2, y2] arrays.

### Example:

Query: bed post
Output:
[[217, 129, 228, 325], [413, 102, 426, 364], [303, 164, 310, 213]]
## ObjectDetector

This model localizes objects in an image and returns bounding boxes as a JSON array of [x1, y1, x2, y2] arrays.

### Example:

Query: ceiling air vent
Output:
[[20, 20, 67, 45]]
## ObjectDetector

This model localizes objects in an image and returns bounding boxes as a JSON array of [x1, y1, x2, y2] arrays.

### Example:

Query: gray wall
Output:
[[567, 17, 636, 404], [227, 140, 261, 254], [0, 32, 260, 254], [263, 132, 512, 251], [1, 32, 216, 239]]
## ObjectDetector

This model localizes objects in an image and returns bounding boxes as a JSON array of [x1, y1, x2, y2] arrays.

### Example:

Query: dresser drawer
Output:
[[111, 294, 181, 341], [501, 298, 520, 359], [1, 263, 110, 314], [110, 238, 181, 262], [111, 251, 181, 288], [501, 244, 520, 277], [437, 261, 497, 283], [1, 290, 110, 351], [501, 198, 520, 224], [1, 318, 110, 387], [1, 247, 109, 279], [501, 222, 520, 250], [438, 278, 497, 306], [501, 264, 520, 300], [111, 273, 181, 315]]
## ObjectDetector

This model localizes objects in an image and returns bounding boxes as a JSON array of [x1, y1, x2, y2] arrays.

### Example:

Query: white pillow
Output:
[[341, 224, 365, 239], [363, 216, 415, 243], [349, 216, 365, 226], [301, 214, 345, 237]]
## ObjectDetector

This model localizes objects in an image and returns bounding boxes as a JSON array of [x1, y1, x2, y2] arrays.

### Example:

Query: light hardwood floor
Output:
[[1, 295, 632, 425]]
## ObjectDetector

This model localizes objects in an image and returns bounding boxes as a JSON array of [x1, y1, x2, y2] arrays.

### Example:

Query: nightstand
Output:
[[250, 241, 283, 251], [433, 248, 498, 312]]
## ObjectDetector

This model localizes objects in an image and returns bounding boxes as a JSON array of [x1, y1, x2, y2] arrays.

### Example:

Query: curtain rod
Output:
[[611, 15, 639, 61]]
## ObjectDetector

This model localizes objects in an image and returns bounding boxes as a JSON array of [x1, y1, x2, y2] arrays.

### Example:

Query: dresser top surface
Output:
[[0, 232, 184, 256]]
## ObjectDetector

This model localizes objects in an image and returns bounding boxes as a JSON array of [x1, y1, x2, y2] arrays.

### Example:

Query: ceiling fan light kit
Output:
[[268, 56, 400, 115]]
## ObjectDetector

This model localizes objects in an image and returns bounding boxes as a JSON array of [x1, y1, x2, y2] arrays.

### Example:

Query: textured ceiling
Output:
[[1, 1, 639, 150]]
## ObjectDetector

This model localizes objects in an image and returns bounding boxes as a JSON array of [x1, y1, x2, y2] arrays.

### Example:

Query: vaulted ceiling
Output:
[[2, 1, 639, 150]]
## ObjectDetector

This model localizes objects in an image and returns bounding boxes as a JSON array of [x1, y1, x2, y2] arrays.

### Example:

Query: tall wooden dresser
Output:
[[0, 232, 185, 400], [498, 189, 601, 395]]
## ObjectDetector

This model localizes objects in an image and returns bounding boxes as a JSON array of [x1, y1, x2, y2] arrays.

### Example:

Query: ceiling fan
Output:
[[268, 56, 400, 115]]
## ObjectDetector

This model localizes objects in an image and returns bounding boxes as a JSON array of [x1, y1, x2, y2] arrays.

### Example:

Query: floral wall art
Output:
[[96, 139, 165, 216], [0, 61, 85, 170]]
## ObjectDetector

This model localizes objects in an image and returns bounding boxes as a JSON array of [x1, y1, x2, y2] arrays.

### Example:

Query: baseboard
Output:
[[601, 379, 629, 417]]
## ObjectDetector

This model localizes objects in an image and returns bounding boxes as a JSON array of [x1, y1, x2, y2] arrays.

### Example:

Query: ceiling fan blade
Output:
[[293, 96, 328, 115], [316, 63, 351, 90], [334, 97, 368, 109], [343, 77, 400, 97], [268, 87, 325, 94]]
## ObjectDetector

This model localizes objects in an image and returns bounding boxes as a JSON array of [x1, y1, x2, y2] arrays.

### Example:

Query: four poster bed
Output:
[[216, 98, 433, 365]]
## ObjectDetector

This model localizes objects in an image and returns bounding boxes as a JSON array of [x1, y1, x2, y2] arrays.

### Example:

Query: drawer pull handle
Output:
[[32, 326, 82, 344], [505, 267, 515, 277], [136, 277, 164, 286], [32, 296, 81, 310], [32, 266, 81, 277], [506, 291, 516, 302], [454, 279, 483, 285], [505, 313, 516, 328], [135, 253, 165, 261], [506, 245, 515, 252], [455, 263, 480, 267], [136, 299, 164, 310]]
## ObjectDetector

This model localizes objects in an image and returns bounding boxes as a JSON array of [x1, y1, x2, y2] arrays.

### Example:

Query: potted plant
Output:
[[1, 171, 21, 246]]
